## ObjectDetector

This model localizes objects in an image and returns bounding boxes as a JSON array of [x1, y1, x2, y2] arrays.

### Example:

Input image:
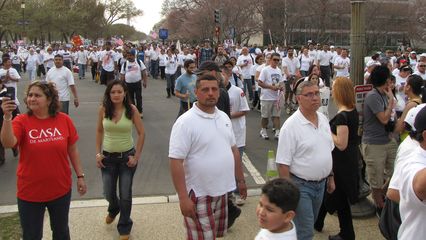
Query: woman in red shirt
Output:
[[1, 81, 87, 240]]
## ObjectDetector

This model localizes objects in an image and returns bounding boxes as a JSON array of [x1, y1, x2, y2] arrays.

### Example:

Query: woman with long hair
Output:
[[95, 80, 145, 240]]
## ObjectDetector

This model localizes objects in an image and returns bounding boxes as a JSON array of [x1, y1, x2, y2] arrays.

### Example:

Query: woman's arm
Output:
[[95, 106, 105, 168], [332, 125, 349, 151], [68, 143, 87, 196], [1, 99, 18, 148], [395, 102, 417, 134], [127, 105, 145, 167]]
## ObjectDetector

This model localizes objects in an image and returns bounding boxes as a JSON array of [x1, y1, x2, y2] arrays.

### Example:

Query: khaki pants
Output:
[[361, 139, 397, 189]]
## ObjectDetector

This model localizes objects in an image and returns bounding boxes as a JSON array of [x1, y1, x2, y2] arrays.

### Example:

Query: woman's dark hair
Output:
[[307, 73, 320, 86], [307, 64, 320, 76], [102, 80, 133, 120], [25, 81, 60, 117], [369, 65, 391, 87], [406, 74, 424, 96], [255, 54, 264, 64]]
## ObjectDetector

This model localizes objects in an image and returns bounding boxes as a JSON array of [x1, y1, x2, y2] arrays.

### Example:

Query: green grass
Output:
[[0, 213, 21, 240]]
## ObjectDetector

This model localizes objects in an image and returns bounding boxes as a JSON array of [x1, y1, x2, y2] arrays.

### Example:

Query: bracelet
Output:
[[96, 153, 102, 157], [77, 173, 85, 178], [3, 114, 12, 121]]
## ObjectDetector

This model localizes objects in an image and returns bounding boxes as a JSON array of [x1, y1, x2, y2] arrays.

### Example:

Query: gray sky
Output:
[[129, 0, 164, 34]]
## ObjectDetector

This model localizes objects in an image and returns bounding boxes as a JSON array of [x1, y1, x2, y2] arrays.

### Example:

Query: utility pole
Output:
[[350, 0, 366, 86]]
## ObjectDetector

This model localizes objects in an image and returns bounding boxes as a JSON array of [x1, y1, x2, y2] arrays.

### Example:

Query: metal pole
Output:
[[350, 0, 366, 86]]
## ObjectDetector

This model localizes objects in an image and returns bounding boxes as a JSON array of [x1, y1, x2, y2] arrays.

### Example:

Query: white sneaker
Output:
[[236, 195, 245, 206], [260, 128, 269, 140], [274, 129, 280, 139]]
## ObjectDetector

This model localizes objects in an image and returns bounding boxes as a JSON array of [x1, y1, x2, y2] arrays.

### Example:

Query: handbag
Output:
[[378, 197, 401, 240]]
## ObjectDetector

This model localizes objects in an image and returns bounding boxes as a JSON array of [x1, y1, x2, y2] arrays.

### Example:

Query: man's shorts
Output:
[[184, 190, 228, 239], [361, 139, 397, 189], [261, 100, 282, 118]]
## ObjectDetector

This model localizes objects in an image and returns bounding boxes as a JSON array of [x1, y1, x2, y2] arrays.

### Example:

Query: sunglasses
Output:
[[299, 91, 320, 99]]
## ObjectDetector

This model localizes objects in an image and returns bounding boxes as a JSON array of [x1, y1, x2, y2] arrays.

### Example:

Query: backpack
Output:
[[123, 60, 143, 71]]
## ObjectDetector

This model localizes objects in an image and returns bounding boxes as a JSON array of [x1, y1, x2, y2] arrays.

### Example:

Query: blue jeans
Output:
[[291, 175, 326, 240], [18, 190, 71, 240], [78, 64, 86, 79], [60, 101, 69, 115], [150, 59, 159, 78], [243, 78, 254, 100], [101, 148, 137, 235]]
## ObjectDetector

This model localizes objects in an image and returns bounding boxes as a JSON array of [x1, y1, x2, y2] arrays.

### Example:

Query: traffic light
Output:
[[215, 26, 220, 36], [214, 9, 220, 24]]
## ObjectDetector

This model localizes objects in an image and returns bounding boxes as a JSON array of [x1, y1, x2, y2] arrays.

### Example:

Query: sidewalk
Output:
[[37, 194, 384, 240]]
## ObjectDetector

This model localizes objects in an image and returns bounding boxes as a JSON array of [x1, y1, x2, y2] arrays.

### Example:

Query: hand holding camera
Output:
[[0, 87, 16, 116]]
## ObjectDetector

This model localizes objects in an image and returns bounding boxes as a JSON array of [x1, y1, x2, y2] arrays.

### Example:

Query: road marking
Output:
[[242, 153, 266, 185]]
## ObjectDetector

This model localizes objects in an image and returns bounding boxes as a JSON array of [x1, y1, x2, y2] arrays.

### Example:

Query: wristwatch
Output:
[[77, 173, 85, 179]]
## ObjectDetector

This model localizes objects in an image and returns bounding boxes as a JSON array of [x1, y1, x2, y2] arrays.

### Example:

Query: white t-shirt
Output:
[[168, 104, 236, 197], [10, 52, 21, 65], [308, 49, 318, 60], [0, 68, 21, 105], [299, 55, 313, 72], [46, 66, 75, 101], [334, 56, 350, 77], [398, 146, 426, 240], [148, 49, 159, 61], [26, 54, 39, 71], [228, 84, 250, 147], [282, 57, 300, 78], [120, 60, 147, 83], [316, 50, 333, 66], [414, 70, 426, 80], [258, 66, 284, 101], [276, 110, 334, 180], [99, 50, 115, 72], [159, 54, 167, 67], [318, 87, 330, 119], [88, 51, 99, 63], [43, 53, 55, 69], [255, 224, 297, 240], [76, 50, 88, 64], [388, 136, 419, 191], [395, 74, 408, 112], [237, 54, 254, 79], [165, 55, 178, 75]]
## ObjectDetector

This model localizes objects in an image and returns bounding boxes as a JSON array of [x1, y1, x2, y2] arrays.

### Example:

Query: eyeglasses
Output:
[[272, 58, 280, 62], [299, 91, 320, 99]]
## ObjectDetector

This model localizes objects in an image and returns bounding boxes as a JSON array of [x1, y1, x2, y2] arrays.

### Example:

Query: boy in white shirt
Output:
[[255, 178, 299, 240]]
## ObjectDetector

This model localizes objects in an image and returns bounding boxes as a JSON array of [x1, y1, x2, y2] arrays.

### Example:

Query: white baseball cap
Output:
[[405, 103, 426, 131]]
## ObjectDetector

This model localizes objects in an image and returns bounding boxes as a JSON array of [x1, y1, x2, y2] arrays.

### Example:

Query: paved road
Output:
[[0, 72, 337, 205]]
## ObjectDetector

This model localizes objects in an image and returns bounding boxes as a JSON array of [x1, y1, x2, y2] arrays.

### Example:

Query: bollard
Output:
[[266, 150, 278, 181]]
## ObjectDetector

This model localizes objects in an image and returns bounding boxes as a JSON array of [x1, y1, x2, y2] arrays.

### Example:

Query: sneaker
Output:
[[235, 195, 245, 206], [286, 106, 291, 115], [119, 235, 130, 240], [227, 206, 241, 229], [260, 128, 269, 140], [274, 129, 280, 139]]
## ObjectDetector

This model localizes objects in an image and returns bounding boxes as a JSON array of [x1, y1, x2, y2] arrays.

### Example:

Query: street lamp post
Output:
[[21, 0, 25, 39]]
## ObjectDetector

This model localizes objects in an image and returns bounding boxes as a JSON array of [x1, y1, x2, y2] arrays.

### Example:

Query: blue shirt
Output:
[[175, 73, 197, 103], [137, 51, 144, 63]]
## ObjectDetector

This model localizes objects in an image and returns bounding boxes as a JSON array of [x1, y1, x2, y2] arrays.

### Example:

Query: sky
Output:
[[129, 0, 165, 34]]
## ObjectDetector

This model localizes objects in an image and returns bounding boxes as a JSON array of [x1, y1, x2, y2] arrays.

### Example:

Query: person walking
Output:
[[95, 80, 145, 240], [1, 81, 87, 239]]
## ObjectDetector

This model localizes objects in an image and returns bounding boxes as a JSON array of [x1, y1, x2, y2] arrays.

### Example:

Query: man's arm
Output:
[[70, 85, 79, 107], [169, 158, 196, 219], [413, 168, 426, 201], [232, 145, 247, 199], [278, 164, 290, 179]]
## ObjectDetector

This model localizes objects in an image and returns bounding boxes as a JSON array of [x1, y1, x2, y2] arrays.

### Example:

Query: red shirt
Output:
[[12, 113, 79, 202]]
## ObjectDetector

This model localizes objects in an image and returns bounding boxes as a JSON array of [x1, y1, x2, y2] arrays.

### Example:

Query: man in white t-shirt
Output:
[[276, 80, 334, 240], [397, 106, 426, 240], [237, 47, 254, 101], [169, 74, 247, 240], [0, 57, 21, 108], [334, 49, 350, 77], [258, 53, 285, 140], [75, 46, 88, 80], [282, 47, 301, 113], [148, 44, 159, 79], [98, 42, 116, 85], [414, 62, 426, 80], [46, 54, 79, 114], [120, 49, 147, 116], [43, 47, 55, 73], [316, 44, 334, 87]]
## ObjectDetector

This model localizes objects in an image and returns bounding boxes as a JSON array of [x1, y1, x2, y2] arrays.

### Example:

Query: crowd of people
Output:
[[1, 38, 426, 240]]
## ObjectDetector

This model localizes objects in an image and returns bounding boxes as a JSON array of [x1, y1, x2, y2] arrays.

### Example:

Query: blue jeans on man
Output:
[[291, 175, 326, 240], [101, 148, 137, 235], [150, 59, 159, 79], [243, 78, 254, 101], [78, 64, 86, 79], [18, 190, 71, 240]]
